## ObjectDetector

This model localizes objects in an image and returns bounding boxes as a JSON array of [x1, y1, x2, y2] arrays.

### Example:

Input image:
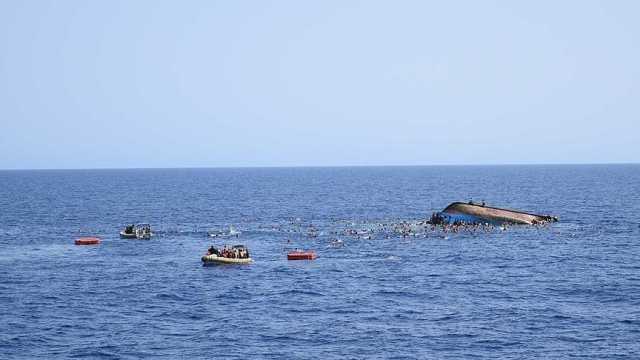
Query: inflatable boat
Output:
[[202, 244, 252, 265], [201, 254, 253, 265], [75, 237, 101, 245], [119, 231, 137, 239], [120, 224, 153, 239], [287, 250, 317, 260]]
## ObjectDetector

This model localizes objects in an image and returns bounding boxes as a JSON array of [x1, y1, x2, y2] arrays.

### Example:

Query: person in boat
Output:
[[207, 246, 219, 256], [481, 200, 486, 207]]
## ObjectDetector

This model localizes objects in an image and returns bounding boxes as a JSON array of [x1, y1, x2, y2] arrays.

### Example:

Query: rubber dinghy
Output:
[[287, 250, 317, 260], [435, 202, 558, 225], [201, 254, 253, 265], [201, 244, 253, 265]]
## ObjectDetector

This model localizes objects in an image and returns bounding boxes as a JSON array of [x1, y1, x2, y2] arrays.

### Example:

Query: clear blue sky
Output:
[[1, 0, 638, 169]]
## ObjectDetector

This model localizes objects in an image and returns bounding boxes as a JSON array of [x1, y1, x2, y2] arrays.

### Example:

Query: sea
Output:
[[1, 165, 639, 359]]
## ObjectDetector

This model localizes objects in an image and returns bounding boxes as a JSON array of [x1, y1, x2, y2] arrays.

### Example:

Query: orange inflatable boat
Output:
[[287, 250, 317, 260], [75, 237, 101, 245]]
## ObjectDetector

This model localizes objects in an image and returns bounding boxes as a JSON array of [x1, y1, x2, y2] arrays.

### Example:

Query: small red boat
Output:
[[287, 250, 317, 260], [75, 237, 101, 245]]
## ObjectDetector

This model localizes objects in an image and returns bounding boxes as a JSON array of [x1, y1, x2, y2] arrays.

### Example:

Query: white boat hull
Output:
[[120, 231, 137, 239], [120, 231, 153, 239]]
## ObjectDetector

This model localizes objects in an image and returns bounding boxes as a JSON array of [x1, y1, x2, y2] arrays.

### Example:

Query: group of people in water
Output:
[[204, 207, 556, 256], [260, 216, 514, 241], [207, 245, 250, 259], [329, 214, 549, 239]]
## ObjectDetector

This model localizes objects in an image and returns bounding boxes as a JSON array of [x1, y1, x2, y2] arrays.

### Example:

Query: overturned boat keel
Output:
[[430, 202, 558, 225]]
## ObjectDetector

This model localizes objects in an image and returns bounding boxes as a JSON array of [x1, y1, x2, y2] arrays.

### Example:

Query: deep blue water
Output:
[[1, 165, 639, 359]]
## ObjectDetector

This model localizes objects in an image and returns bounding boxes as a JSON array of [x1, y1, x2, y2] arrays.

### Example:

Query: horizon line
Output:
[[1, 161, 638, 171]]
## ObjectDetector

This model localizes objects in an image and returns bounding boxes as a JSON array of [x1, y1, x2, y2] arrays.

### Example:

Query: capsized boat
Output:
[[201, 244, 253, 265], [430, 202, 558, 225], [120, 224, 153, 239]]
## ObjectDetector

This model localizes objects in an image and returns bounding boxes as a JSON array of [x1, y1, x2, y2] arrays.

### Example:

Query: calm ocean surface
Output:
[[1, 165, 639, 359]]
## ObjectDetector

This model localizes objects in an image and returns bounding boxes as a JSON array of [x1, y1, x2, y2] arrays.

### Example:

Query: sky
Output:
[[0, 0, 638, 169]]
